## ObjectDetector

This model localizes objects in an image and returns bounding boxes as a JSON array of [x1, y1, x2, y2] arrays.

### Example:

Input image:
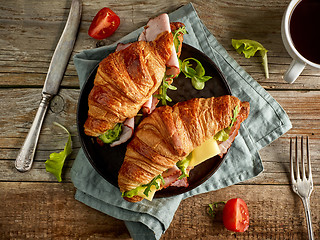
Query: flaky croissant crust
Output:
[[84, 31, 173, 137], [118, 95, 250, 202]]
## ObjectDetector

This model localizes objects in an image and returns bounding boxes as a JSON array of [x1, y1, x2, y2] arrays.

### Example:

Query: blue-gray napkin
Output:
[[71, 3, 291, 240]]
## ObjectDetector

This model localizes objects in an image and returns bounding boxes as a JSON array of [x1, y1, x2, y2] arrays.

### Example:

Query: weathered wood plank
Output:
[[0, 182, 130, 239], [1, 0, 320, 89], [1, 182, 319, 239], [164, 184, 320, 239], [1, 89, 319, 183], [1, 89, 320, 140]]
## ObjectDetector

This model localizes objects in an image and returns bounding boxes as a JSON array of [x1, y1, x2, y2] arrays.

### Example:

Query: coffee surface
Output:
[[290, 0, 320, 64]]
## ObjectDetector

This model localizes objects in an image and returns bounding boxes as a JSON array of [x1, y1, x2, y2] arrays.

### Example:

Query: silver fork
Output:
[[290, 136, 314, 240]]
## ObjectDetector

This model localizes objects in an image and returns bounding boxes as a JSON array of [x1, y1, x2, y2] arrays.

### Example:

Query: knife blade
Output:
[[15, 0, 82, 172]]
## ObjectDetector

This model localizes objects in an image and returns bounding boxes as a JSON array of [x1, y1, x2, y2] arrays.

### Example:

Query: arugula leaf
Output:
[[154, 74, 177, 105], [230, 105, 240, 127], [172, 26, 188, 53], [45, 122, 72, 182], [180, 57, 212, 90], [143, 174, 165, 197], [208, 204, 215, 218], [208, 201, 227, 219], [232, 39, 269, 78], [99, 123, 122, 144], [176, 153, 192, 180], [122, 174, 165, 198]]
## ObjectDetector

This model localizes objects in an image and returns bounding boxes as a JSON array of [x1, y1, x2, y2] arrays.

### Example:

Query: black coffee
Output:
[[290, 0, 320, 64]]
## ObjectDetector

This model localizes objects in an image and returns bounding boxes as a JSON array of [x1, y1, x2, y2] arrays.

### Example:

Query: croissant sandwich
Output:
[[84, 13, 186, 147], [118, 95, 250, 202]]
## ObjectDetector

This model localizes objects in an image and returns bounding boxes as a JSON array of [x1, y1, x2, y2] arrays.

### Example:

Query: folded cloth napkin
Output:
[[71, 3, 292, 239]]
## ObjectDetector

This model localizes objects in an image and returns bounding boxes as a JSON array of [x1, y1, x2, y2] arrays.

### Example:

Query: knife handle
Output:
[[15, 93, 52, 172]]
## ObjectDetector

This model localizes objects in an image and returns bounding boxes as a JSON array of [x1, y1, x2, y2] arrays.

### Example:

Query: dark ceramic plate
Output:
[[77, 43, 232, 198]]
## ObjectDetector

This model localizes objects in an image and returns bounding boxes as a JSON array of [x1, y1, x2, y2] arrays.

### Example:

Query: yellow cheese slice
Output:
[[136, 179, 162, 201], [189, 138, 220, 167]]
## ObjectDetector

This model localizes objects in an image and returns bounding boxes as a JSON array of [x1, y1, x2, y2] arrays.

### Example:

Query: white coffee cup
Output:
[[281, 0, 320, 84]]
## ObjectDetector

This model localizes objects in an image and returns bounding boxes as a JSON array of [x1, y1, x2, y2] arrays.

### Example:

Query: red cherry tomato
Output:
[[222, 198, 249, 232], [88, 8, 120, 40]]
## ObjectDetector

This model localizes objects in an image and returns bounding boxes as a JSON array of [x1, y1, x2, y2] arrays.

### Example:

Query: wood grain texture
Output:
[[1, 0, 320, 239], [1, 183, 319, 239]]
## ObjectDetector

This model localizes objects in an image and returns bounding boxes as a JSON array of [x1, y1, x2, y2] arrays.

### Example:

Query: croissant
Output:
[[84, 31, 174, 137], [118, 95, 250, 202]]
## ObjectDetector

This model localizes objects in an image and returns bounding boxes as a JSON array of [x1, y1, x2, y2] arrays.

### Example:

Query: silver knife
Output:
[[15, 0, 82, 172]]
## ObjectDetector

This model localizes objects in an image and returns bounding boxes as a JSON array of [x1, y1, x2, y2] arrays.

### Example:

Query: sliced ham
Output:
[[162, 165, 193, 188], [218, 117, 242, 157], [166, 65, 180, 78], [110, 117, 135, 147], [139, 13, 180, 77], [115, 42, 132, 52], [138, 13, 171, 41], [162, 165, 182, 188], [142, 96, 159, 115], [170, 177, 189, 187], [162, 165, 180, 178]]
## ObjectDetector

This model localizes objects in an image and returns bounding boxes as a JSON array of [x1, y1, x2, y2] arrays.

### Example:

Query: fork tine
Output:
[[301, 136, 306, 179], [307, 136, 312, 180], [295, 136, 300, 179], [290, 138, 296, 183]]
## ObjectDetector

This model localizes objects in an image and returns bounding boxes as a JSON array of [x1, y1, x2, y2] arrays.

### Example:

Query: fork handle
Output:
[[301, 197, 314, 240]]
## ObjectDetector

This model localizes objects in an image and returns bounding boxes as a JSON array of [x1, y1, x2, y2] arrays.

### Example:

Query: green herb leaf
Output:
[[191, 78, 205, 90], [99, 123, 122, 144], [176, 153, 192, 180], [143, 175, 165, 197], [45, 122, 72, 182], [172, 26, 188, 53], [154, 74, 176, 105], [208, 201, 227, 219], [208, 204, 216, 218], [213, 129, 230, 142], [230, 105, 240, 127], [232, 39, 269, 78], [122, 186, 144, 198], [213, 105, 240, 141], [180, 57, 212, 90], [122, 174, 165, 198]]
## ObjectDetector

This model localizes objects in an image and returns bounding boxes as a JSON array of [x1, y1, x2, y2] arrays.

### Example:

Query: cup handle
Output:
[[284, 59, 306, 84]]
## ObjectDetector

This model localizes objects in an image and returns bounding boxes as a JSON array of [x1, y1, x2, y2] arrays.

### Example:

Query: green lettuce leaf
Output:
[[122, 185, 145, 198], [232, 39, 269, 78], [213, 129, 230, 142], [45, 122, 72, 182], [99, 123, 122, 144], [176, 153, 192, 180]]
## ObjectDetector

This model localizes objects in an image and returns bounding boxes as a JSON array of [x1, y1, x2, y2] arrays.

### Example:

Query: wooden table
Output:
[[1, 0, 319, 239]]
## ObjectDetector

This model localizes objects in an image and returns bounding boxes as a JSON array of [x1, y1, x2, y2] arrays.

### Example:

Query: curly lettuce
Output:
[[232, 39, 269, 78], [45, 122, 72, 182]]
